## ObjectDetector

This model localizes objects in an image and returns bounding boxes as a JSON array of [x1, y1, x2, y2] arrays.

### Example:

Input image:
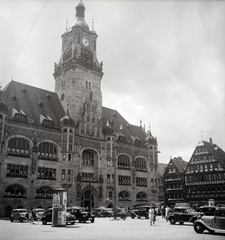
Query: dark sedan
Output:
[[167, 206, 201, 225]]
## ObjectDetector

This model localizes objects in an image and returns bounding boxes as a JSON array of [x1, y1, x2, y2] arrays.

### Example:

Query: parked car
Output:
[[198, 206, 218, 216], [41, 208, 75, 225], [67, 206, 95, 223], [10, 209, 29, 222], [194, 207, 225, 234], [92, 207, 113, 218], [129, 205, 151, 219], [33, 208, 45, 220], [167, 206, 202, 225]]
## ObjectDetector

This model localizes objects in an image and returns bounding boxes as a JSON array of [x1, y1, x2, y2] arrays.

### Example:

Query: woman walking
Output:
[[148, 206, 155, 226]]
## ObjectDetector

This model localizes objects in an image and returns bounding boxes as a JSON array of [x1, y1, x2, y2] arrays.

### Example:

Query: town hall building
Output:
[[0, 1, 159, 217]]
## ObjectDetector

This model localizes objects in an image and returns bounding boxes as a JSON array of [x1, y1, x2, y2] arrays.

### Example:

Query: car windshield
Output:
[[36, 210, 44, 213], [18, 210, 27, 213]]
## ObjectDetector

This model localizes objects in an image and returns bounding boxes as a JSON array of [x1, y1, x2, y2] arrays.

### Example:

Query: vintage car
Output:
[[33, 208, 45, 220], [67, 206, 95, 223], [129, 205, 152, 219], [167, 206, 201, 225], [194, 207, 225, 234], [197, 206, 218, 216], [92, 207, 113, 218], [41, 208, 75, 225], [10, 209, 29, 222]]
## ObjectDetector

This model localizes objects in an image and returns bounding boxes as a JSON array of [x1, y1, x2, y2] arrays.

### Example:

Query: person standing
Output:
[[148, 206, 155, 226], [161, 206, 165, 219], [30, 207, 36, 224], [165, 206, 170, 220]]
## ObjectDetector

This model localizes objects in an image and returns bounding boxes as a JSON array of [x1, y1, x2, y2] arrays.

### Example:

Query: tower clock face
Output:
[[82, 37, 89, 47]]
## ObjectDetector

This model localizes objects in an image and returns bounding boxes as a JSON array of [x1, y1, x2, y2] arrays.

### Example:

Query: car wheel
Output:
[[91, 218, 95, 223], [71, 222, 75, 225], [42, 219, 47, 225], [138, 217, 141, 219], [131, 214, 135, 219], [19, 218, 23, 222], [10, 217, 14, 222], [145, 214, 148, 219], [194, 222, 205, 234], [179, 222, 184, 225], [170, 218, 176, 225]]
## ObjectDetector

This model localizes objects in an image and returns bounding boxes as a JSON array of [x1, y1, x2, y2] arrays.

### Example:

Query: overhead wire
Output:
[[2, 0, 49, 82]]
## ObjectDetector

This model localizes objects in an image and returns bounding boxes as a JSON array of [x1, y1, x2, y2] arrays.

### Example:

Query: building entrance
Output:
[[81, 190, 94, 211]]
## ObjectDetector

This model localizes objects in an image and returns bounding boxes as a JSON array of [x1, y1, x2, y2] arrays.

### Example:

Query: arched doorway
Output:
[[81, 190, 94, 211], [4, 206, 12, 217]]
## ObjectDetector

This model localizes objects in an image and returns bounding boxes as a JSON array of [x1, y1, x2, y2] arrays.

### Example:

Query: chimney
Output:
[[209, 138, 213, 144]]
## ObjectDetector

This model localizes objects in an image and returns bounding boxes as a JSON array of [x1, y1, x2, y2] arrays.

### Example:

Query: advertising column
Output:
[[52, 188, 67, 227]]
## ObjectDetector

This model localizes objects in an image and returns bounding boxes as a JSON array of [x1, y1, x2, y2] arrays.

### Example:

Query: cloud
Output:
[[0, 0, 224, 163]]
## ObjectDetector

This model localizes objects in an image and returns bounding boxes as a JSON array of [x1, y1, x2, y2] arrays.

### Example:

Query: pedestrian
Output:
[[165, 206, 170, 220], [161, 206, 165, 219], [148, 206, 155, 226], [30, 207, 36, 224]]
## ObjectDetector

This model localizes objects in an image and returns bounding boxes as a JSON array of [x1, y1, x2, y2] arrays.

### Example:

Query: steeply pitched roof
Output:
[[171, 157, 188, 173], [102, 107, 152, 145], [2, 80, 65, 128], [203, 141, 225, 168]]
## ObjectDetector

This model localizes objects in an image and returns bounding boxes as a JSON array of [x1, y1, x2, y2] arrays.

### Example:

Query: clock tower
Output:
[[54, 1, 103, 137]]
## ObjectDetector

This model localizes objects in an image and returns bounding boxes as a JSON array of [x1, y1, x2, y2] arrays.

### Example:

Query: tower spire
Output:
[[92, 18, 95, 31], [66, 18, 68, 32]]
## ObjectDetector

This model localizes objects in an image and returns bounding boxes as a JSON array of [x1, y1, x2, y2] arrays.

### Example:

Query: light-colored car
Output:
[[34, 208, 45, 220], [10, 209, 29, 222], [194, 207, 225, 234]]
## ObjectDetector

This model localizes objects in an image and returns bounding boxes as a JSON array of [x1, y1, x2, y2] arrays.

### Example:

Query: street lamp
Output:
[[106, 111, 122, 220]]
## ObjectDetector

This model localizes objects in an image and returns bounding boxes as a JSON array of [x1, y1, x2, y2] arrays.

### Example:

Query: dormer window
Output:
[[40, 114, 54, 127], [42, 119, 54, 127], [118, 135, 126, 142], [12, 108, 28, 122], [38, 101, 43, 108]]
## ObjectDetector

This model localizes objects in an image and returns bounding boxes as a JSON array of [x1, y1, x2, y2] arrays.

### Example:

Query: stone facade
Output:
[[0, 1, 159, 217]]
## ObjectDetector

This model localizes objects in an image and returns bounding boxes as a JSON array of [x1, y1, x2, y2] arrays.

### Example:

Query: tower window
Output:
[[86, 81, 91, 90]]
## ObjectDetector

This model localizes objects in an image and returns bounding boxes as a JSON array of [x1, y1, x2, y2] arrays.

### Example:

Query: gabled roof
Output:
[[171, 157, 188, 173], [102, 107, 152, 145], [164, 157, 188, 177], [202, 141, 225, 168], [2, 80, 65, 128]]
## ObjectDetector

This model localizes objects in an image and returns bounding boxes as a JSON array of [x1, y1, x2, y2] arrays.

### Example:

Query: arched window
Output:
[[4, 184, 26, 198], [7, 138, 30, 157], [118, 191, 130, 201], [134, 158, 147, 171], [82, 150, 94, 166], [118, 155, 130, 169], [38, 142, 57, 161], [35, 186, 53, 199], [136, 192, 147, 201]]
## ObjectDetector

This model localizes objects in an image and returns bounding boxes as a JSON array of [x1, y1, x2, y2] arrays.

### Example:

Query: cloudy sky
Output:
[[0, 0, 224, 164]]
